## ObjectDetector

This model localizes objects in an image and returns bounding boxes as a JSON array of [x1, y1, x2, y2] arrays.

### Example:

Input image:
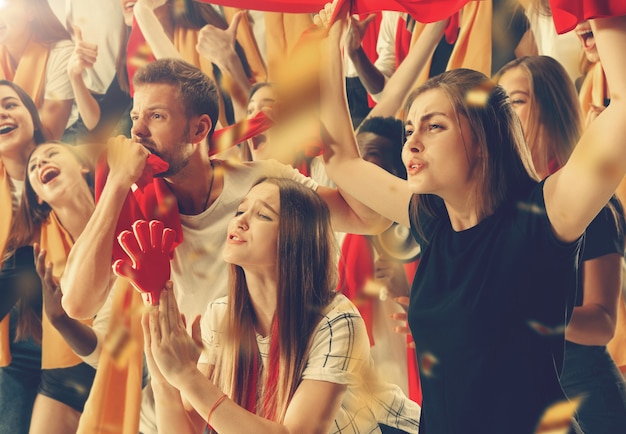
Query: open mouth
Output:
[[40, 167, 60, 184], [577, 30, 595, 49], [0, 124, 17, 135]]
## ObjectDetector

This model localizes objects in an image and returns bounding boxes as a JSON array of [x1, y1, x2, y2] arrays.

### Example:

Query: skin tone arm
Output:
[[60, 138, 149, 319], [566, 253, 623, 345], [317, 2, 413, 227], [145, 287, 348, 434], [67, 26, 101, 131], [34, 245, 98, 356], [133, 0, 181, 59], [39, 98, 73, 140], [196, 12, 252, 122], [345, 14, 386, 95], [367, 19, 446, 120], [544, 15, 626, 243]]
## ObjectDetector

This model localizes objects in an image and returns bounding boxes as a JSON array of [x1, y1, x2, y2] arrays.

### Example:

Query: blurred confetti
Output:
[[420, 351, 438, 377], [535, 397, 582, 434], [528, 320, 566, 336], [517, 201, 546, 215]]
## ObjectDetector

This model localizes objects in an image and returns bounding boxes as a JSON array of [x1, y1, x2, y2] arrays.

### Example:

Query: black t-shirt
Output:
[[408, 181, 581, 434]]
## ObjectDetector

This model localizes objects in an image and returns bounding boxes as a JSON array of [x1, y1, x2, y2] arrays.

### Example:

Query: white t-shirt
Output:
[[201, 294, 420, 433], [45, 39, 78, 127], [171, 159, 317, 321], [9, 177, 24, 214]]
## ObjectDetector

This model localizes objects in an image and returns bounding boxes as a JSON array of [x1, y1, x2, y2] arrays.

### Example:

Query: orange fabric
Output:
[[409, 0, 492, 88], [0, 38, 50, 107], [77, 278, 144, 434], [39, 213, 93, 369], [578, 61, 607, 119], [222, 8, 268, 83], [0, 161, 13, 366], [263, 12, 313, 81]]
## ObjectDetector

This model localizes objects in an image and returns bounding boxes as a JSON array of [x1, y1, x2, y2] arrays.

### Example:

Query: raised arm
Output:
[[318, 2, 412, 227], [67, 26, 102, 131], [367, 19, 446, 120], [544, 15, 626, 242], [133, 0, 182, 60], [60, 138, 149, 319]]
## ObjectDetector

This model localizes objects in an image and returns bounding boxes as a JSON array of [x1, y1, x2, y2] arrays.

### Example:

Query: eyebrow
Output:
[[239, 197, 279, 216], [508, 90, 530, 97], [130, 105, 171, 115], [1, 96, 19, 104], [405, 111, 449, 126]]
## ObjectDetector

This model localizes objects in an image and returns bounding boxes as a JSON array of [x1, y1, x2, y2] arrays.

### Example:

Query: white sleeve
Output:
[[256, 159, 319, 191], [198, 297, 229, 365], [44, 40, 75, 101], [302, 296, 371, 385], [370, 11, 401, 103], [79, 289, 113, 369]]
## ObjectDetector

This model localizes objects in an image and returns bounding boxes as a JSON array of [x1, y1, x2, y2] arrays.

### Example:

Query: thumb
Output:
[[191, 315, 202, 348], [229, 11, 244, 35], [112, 259, 136, 281], [361, 13, 377, 28], [73, 24, 83, 43]]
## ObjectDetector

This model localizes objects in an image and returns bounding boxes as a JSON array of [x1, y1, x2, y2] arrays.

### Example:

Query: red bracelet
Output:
[[207, 393, 228, 429]]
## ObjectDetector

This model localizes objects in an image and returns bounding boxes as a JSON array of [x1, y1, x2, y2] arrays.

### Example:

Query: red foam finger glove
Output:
[[113, 219, 177, 305]]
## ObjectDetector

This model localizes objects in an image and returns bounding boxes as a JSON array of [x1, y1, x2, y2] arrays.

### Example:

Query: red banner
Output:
[[199, 0, 472, 23]]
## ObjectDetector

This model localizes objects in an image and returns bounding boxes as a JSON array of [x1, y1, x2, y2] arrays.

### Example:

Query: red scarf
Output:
[[549, 0, 626, 34]]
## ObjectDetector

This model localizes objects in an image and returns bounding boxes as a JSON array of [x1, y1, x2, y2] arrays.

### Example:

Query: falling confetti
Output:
[[528, 320, 566, 336], [420, 351, 438, 377], [517, 201, 546, 215], [535, 397, 582, 434]]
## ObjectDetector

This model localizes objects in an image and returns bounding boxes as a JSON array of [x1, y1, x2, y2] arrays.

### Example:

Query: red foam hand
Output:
[[113, 220, 177, 305]]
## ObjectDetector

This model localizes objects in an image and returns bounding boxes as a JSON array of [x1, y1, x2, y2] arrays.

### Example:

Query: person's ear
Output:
[[192, 114, 212, 144]]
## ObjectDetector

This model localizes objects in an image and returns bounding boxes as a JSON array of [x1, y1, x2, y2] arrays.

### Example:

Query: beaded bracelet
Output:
[[207, 393, 228, 430]]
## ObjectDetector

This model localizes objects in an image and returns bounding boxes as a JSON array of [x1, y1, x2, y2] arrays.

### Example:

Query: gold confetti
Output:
[[535, 397, 582, 434], [420, 351, 438, 377], [517, 201, 546, 215]]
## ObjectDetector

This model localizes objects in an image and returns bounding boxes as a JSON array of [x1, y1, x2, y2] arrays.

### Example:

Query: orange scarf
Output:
[[578, 61, 607, 119], [0, 161, 13, 366], [0, 37, 50, 107], [409, 0, 491, 89], [39, 213, 93, 369], [77, 278, 144, 434], [222, 8, 268, 83]]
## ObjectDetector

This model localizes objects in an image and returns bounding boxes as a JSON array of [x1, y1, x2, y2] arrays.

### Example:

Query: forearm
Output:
[[48, 315, 98, 356], [40, 99, 73, 140], [348, 47, 386, 95], [368, 20, 445, 120], [133, 2, 181, 60], [152, 381, 201, 434], [215, 53, 251, 121], [69, 73, 101, 131], [566, 304, 616, 345], [61, 179, 128, 319], [177, 369, 288, 434]]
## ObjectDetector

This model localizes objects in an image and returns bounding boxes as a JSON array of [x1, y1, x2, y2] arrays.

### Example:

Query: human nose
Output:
[[403, 133, 424, 154], [131, 116, 149, 139], [234, 212, 249, 230]]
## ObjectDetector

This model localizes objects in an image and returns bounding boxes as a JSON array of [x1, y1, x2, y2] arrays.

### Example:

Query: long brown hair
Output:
[[212, 177, 338, 422], [494, 56, 582, 176], [407, 68, 538, 241]]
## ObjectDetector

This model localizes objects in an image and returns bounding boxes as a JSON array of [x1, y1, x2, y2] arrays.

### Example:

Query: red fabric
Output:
[[395, 16, 413, 69], [444, 11, 459, 44], [198, 0, 471, 24], [94, 155, 182, 266], [126, 18, 156, 96], [402, 260, 422, 405], [211, 111, 274, 155], [549, 0, 626, 34], [337, 234, 376, 346], [359, 12, 383, 108]]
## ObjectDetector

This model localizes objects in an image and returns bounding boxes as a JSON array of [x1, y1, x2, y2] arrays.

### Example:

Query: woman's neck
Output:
[[49, 187, 95, 242], [2, 143, 36, 180]]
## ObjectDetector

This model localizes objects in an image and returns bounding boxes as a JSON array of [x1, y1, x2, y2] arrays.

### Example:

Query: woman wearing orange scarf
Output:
[[5, 141, 98, 434], [0, 0, 75, 141]]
